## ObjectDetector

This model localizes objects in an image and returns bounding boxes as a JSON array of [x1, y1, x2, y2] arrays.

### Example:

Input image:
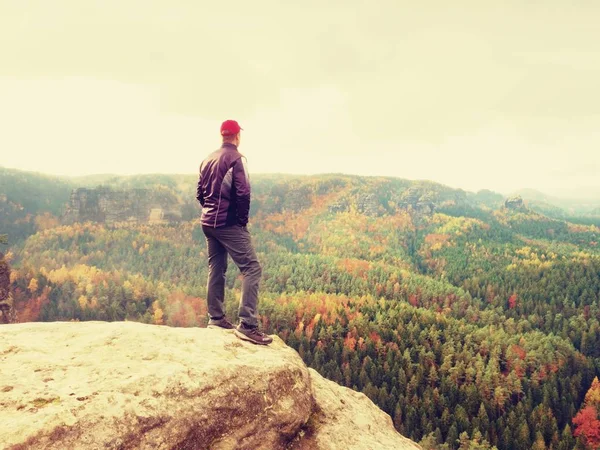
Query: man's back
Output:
[[197, 143, 250, 228]]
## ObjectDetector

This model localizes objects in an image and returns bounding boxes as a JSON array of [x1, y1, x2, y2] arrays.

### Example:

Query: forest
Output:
[[1, 166, 600, 449]]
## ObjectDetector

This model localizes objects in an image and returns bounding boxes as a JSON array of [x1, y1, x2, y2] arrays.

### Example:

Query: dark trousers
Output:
[[202, 224, 262, 328]]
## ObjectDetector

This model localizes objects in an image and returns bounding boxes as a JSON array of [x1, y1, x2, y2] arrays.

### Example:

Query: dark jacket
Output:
[[196, 143, 251, 228]]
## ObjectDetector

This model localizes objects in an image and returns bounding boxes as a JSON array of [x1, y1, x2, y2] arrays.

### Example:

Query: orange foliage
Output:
[[16, 286, 50, 322], [295, 321, 305, 338], [508, 294, 518, 309], [510, 344, 527, 360], [261, 191, 343, 241], [424, 233, 451, 248], [408, 294, 419, 307], [513, 362, 526, 379], [369, 331, 382, 345], [165, 292, 207, 327], [337, 259, 371, 279], [573, 406, 600, 449], [344, 332, 357, 351]]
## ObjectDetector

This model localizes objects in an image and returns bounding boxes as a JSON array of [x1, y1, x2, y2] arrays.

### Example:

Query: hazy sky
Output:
[[1, 1, 599, 197]]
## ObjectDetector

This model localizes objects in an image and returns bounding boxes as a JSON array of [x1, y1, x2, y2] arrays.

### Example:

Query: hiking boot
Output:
[[234, 324, 273, 345], [207, 316, 235, 330]]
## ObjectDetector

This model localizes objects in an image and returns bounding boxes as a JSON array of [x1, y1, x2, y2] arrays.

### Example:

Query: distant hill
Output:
[[0, 167, 482, 241], [4, 164, 600, 239], [511, 188, 600, 219], [0, 167, 74, 241], [3, 165, 600, 449]]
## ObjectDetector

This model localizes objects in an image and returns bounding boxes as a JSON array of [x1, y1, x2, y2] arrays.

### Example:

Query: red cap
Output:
[[220, 119, 243, 136]]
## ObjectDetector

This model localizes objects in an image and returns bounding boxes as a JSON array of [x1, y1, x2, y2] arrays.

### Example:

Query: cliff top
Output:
[[0, 321, 419, 450]]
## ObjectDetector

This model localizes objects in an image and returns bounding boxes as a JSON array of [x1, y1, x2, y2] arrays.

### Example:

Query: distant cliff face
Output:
[[63, 187, 182, 225], [0, 321, 420, 450], [0, 252, 14, 324], [504, 195, 525, 210], [0, 253, 9, 302], [327, 185, 467, 217]]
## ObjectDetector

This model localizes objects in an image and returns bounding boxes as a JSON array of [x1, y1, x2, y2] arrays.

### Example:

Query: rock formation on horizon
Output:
[[504, 195, 525, 210], [0, 321, 420, 450], [63, 188, 182, 225]]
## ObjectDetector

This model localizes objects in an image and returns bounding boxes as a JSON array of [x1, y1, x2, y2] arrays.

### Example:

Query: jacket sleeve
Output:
[[196, 165, 205, 207], [233, 157, 251, 226]]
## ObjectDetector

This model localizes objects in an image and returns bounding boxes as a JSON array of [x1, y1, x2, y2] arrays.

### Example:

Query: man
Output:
[[196, 119, 272, 345]]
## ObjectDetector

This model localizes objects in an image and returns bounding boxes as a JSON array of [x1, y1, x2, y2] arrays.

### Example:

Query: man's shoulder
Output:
[[201, 147, 245, 170], [226, 149, 245, 166]]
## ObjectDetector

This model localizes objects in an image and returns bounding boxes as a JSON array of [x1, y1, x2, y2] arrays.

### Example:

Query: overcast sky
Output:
[[1, 1, 599, 197]]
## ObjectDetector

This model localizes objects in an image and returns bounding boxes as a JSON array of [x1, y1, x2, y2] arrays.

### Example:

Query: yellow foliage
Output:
[[78, 295, 88, 309], [133, 287, 144, 300], [28, 278, 39, 292], [567, 223, 594, 233], [123, 280, 133, 292], [435, 215, 483, 236], [572, 250, 591, 260], [154, 307, 164, 325], [584, 377, 600, 407], [9, 270, 19, 284], [431, 213, 451, 225], [46, 265, 70, 284], [34, 212, 60, 231], [3, 251, 14, 263]]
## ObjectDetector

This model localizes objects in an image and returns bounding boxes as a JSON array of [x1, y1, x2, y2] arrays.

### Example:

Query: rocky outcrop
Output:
[[289, 368, 419, 450], [395, 188, 435, 215], [356, 193, 382, 216], [0, 253, 9, 303], [327, 193, 383, 216], [0, 251, 14, 324], [504, 195, 525, 210], [63, 188, 182, 225], [0, 321, 419, 450]]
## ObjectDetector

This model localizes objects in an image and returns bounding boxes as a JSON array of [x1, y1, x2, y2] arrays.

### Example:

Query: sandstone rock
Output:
[[504, 196, 525, 210], [395, 188, 436, 216], [327, 201, 347, 214], [289, 368, 421, 450], [0, 253, 14, 324], [0, 253, 9, 302], [356, 194, 381, 217], [327, 193, 382, 216], [0, 321, 419, 450], [63, 188, 182, 225], [0, 322, 311, 449]]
